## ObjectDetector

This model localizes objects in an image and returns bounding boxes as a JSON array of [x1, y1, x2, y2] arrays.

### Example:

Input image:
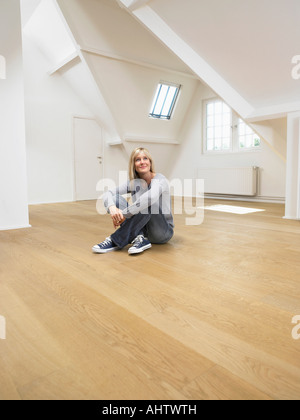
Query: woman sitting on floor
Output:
[[92, 147, 174, 256]]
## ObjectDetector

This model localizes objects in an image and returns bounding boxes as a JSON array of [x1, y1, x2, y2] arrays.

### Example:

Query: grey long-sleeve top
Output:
[[102, 173, 174, 228]]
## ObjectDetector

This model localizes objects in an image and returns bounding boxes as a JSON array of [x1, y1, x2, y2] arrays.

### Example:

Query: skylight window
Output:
[[149, 82, 180, 120]]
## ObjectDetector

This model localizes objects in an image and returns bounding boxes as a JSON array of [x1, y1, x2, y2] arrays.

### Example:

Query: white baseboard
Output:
[[203, 194, 285, 204], [29, 200, 73, 206], [0, 224, 31, 231], [172, 194, 285, 204]]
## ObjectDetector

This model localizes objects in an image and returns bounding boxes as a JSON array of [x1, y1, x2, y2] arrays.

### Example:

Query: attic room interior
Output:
[[0, 0, 300, 401]]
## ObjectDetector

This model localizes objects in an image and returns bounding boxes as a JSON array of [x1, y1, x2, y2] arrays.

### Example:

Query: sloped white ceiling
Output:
[[22, 0, 294, 154], [122, 0, 300, 120], [56, 0, 200, 146], [20, 0, 42, 27], [23, 0, 76, 67], [59, 0, 194, 75]]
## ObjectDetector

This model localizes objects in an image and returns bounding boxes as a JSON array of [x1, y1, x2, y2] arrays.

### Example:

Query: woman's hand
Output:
[[109, 206, 125, 229]]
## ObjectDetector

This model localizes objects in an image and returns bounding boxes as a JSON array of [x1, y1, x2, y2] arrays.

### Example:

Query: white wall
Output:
[[23, 37, 287, 204], [23, 33, 96, 204], [21, 0, 288, 207], [170, 84, 286, 201], [86, 53, 198, 143], [55, 0, 287, 202], [21, 0, 127, 205], [102, 139, 129, 185], [0, 0, 30, 230], [56, 0, 198, 145], [285, 111, 300, 219]]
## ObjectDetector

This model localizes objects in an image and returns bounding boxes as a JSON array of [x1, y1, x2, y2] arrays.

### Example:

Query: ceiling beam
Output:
[[80, 46, 197, 80], [118, 0, 151, 11], [47, 51, 80, 76], [246, 102, 300, 122]]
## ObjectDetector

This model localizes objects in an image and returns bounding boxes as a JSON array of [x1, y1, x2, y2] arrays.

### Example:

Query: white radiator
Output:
[[198, 167, 258, 196]]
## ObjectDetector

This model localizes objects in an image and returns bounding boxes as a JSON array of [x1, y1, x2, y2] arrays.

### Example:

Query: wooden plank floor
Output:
[[0, 198, 300, 400]]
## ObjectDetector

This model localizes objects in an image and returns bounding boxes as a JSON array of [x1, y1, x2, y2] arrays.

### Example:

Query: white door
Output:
[[73, 117, 103, 201]]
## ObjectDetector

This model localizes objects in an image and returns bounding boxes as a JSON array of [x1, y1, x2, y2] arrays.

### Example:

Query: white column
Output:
[[0, 0, 30, 230], [284, 111, 300, 220], [0, 54, 6, 79]]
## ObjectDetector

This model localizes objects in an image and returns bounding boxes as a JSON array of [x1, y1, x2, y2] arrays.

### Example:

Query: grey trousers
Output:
[[109, 195, 174, 249]]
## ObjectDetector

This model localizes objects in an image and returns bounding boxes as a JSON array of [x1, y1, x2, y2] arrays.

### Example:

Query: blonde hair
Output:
[[128, 147, 155, 180]]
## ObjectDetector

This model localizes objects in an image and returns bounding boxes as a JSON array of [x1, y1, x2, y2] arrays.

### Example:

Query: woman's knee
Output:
[[148, 230, 173, 244]]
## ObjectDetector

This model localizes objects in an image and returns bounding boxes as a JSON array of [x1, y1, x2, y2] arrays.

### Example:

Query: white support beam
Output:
[[124, 134, 179, 145], [247, 101, 300, 123], [0, 54, 6, 79], [117, 0, 151, 11], [54, 0, 123, 144], [128, 0, 151, 11], [0, 0, 30, 230], [284, 111, 300, 220], [80, 46, 197, 80], [47, 50, 80, 75]]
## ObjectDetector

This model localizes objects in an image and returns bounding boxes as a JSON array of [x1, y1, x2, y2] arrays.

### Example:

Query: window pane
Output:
[[205, 99, 232, 151], [207, 116, 214, 127], [207, 127, 214, 139], [238, 118, 261, 149], [153, 85, 168, 115], [223, 126, 231, 137], [246, 135, 253, 148], [150, 83, 180, 119], [215, 126, 222, 138], [161, 87, 176, 116], [215, 138, 222, 150], [207, 139, 214, 151], [215, 101, 222, 114], [239, 123, 245, 135], [223, 138, 230, 149], [215, 114, 222, 126], [254, 136, 261, 147], [207, 103, 214, 115], [223, 113, 231, 125]]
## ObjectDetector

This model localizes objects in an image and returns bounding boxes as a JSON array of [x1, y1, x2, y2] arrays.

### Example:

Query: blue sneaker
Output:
[[92, 237, 119, 254], [128, 235, 152, 255]]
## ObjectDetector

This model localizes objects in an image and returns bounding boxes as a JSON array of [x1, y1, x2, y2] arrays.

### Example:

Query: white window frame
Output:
[[236, 117, 262, 150], [203, 98, 233, 153], [149, 81, 181, 120], [203, 98, 261, 154]]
